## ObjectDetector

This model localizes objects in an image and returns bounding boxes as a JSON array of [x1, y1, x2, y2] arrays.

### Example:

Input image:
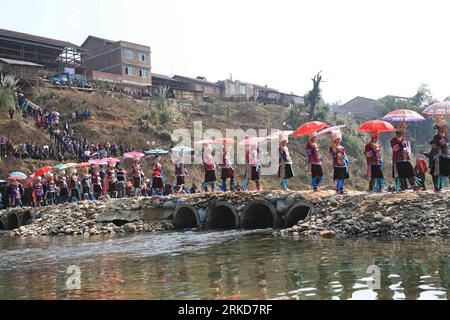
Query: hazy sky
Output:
[[1, 0, 449, 103]]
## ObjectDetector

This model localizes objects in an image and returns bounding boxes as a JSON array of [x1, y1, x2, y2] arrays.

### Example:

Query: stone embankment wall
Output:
[[0, 190, 448, 238]]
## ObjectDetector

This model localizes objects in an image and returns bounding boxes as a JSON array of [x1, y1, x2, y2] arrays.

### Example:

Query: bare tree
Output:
[[307, 71, 323, 120]]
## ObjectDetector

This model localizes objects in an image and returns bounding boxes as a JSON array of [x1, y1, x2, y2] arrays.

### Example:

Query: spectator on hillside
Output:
[[8, 107, 15, 119]]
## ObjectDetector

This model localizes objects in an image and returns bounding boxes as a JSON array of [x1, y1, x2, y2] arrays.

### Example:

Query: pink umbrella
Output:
[[317, 125, 347, 136], [238, 137, 266, 145], [89, 159, 108, 165], [104, 157, 121, 163], [194, 138, 216, 144], [266, 130, 294, 140], [212, 137, 236, 144], [123, 151, 145, 159]]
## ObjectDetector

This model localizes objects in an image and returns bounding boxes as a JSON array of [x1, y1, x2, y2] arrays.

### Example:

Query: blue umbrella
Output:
[[171, 145, 193, 153], [53, 164, 65, 170], [9, 172, 27, 180], [145, 149, 169, 156]]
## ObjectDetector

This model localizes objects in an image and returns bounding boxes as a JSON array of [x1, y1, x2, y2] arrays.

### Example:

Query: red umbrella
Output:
[[34, 166, 52, 178], [358, 120, 396, 133], [75, 162, 91, 168], [293, 121, 329, 137]]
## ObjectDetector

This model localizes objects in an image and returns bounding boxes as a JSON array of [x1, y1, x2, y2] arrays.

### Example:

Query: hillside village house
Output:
[[338, 96, 377, 120], [0, 58, 43, 85], [81, 36, 152, 93], [0, 27, 305, 105], [280, 93, 304, 106], [0, 27, 84, 75], [253, 85, 282, 104], [172, 75, 221, 99], [218, 79, 254, 101], [151, 73, 203, 102]]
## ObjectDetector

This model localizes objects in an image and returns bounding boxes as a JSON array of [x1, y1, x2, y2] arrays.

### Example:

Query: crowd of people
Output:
[[1, 94, 449, 210], [1, 95, 128, 162]]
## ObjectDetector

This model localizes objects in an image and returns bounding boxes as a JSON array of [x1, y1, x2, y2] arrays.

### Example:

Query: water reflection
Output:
[[0, 233, 449, 300]]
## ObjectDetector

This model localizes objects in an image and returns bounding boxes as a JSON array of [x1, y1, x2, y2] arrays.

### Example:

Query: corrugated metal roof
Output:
[[0, 28, 80, 49], [152, 73, 184, 82], [173, 75, 221, 87], [0, 58, 43, 67]]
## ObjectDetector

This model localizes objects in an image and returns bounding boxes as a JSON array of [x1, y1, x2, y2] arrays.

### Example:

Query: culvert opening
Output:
[[0, 220, 5, 230], [207, 204, 239, 230], [7, 214, 19, 230], [21, 212, 32, 226], [112, 220, 129, 227], [174, 206, 199, 229], [284, 204, 312, 228], [242, 201, 276, 230]]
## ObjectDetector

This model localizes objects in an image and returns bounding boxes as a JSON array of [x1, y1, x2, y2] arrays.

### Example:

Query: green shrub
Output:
[[0, 88, 14, 112]]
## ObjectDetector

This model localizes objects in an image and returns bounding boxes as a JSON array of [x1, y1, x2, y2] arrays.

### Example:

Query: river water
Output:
[[0, 231, 449, 300]]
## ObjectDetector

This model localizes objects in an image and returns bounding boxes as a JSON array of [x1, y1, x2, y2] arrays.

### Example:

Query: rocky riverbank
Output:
[[278, 191, 450, 239], [0, 190, 449, 238]]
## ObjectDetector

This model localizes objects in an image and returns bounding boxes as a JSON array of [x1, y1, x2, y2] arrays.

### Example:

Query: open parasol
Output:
[[171, 145, 194, 153], [8, 172, 27, 180], [104, 157, 121, 163], [195, 138, 216, 145], [238, 137, 266, 145], [382, 109, 425, 122], [317, 125, 347, 136], [358, 120, 396, 133], [422, 102, 450, 117], [211, 137, 237, 144], [75, 162, 91, 168], [266, 130, 294, 140], [89, 159, 108, 165], [123, 151, 145, 159], [293, 121, 329, 137], [34, 166, 53, 178], [145, 149, 169, 156], [53, 163, 77, 170]]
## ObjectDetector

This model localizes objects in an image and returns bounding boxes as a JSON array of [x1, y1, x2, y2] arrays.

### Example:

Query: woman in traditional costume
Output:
[[329, 130, 349, 194], [431, 118, 449, 192], [364, 132, 384, 192], [202, 143, 217, 192], [151, 155, 164, 196], [220, 144, 235, 192], [390, 123, 418, 192], [278, 134, 294, 191], [306, 132, 323, 192]]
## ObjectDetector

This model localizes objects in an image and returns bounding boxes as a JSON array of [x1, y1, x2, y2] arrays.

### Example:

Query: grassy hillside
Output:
[[0, 87, 432, 191]]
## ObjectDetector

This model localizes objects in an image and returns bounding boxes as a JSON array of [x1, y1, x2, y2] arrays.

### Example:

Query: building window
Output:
[[139, 53, 147, 62], [124, 48, 134, 60], [139, 69, 148, 78], [228, 84, 236, 94], [125, 66, 134, 76], [239, 85, 246, 95]]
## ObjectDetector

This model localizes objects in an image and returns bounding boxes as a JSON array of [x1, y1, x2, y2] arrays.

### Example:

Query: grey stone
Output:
[[123, 223, 137, 233], [276, 200, 289, 214], [286, 195, 295, 207], [163, 201, 177, 209], [385, 206, 399, 216], [381, 217, 395, 227]]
